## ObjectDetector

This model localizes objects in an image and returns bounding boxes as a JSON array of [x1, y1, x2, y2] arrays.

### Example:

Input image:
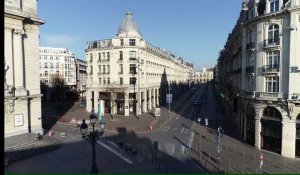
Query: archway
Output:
[[261, 106, 282, 154], [246, 104, 255, 146], [296, 114, 300, 157]]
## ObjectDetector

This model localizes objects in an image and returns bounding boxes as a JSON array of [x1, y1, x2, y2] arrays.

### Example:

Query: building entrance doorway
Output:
[[296, 114, 300, 157], [116, 93, 125, 115], [246, 104, 255, 146], [261, 107, 282, 154], [99, 92, 111, 114], [129, 93, 136, 114]]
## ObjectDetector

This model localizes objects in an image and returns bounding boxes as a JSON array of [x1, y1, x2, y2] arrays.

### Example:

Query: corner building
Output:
[[86, 12, 193, 116], [4, 0, 44, 137], [217, 0, 300, 158]]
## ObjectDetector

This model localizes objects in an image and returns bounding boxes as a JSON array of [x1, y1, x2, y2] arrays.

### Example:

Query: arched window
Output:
[[268, 24, 279, 43], [262, 106, 282, 121]]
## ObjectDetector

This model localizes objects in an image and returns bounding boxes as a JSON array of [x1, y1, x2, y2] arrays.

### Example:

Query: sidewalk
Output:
[[187, 83, 300, 174]]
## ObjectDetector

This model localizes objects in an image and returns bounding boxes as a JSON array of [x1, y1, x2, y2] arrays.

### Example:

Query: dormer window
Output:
[[120, 39, 124, 46], [270, 0, 279, 13], [129, 39, 136, 46]]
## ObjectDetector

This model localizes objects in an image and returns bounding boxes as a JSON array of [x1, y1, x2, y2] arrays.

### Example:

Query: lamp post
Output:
[[80, 112, 100, 174]]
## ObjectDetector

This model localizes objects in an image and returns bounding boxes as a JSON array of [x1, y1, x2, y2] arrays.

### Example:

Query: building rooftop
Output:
[[117, 12, 141, 37]]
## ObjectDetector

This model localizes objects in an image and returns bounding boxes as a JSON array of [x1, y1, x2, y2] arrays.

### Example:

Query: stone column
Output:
[[94, 91, 99, 113], [124, 92, 129, 116], [254, 117, 261, 149], [142, 90, 146, 113], [149, 89, 152, 110], [13, 29, 27, 96], [244, 114, 247, 141], [156, 89, 159, 106], [86, 90, 92, 112], [281, 117, 296, 158]]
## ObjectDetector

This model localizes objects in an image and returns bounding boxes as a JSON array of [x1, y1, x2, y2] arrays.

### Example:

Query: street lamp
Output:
[[80, 112, 100, 174]]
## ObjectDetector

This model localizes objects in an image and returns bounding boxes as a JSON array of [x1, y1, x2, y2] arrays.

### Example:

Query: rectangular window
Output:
[[130, 77, 136, 85], [90, 66, 93, 74], [119, 51, 123, 61], [107, 78, 110, 84], [129, 39, 136, 46], [45, 63, 48, 68], [50, 56, 53, 60], [129, 64, 137, 74], [99, 78, 101, 84], [90, 54, 93, 62], [102, 52, 105, 60], [103, 78, 106, 84], [56, 63, 59, 68], [265, 77, 279, 92], [129, 51, 136, 60], [45, 71, 48, 76], [120, 77, 123, 85], [107, 65, 110, 74], [270, 0, 279, 12], [121, 39, 124, 46], [50, 63, 53, 68], [107, 52, 110, 61], [103, 65, 106, 74], [119, 64, 123, 74], [98, 66, 101, 73], [98, 53, 101, 61], [39, 63, 42, 68]]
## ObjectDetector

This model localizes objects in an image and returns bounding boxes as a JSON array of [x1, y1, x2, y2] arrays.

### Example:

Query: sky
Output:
[[38, 0, 242, 71]]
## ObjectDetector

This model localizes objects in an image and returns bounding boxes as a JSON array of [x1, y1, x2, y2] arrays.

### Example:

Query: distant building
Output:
[[39, 47, 76, 88], [75, 59, 87, 98], [85, 12, 193, 116], [193, 68, 214, 83], [4, 0, 44, 137]]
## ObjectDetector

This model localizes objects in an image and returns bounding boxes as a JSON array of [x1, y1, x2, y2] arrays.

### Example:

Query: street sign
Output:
[[154, 108, 161, 117], [166, 94, 173, 103], [205, 118, 208, 126]]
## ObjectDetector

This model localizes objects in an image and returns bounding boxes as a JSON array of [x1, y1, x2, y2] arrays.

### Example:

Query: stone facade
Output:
[[216, 0, 300, 158], [86, 12, 194, 116], [5, 0, 44, 137], [193, 68, 214, 83]]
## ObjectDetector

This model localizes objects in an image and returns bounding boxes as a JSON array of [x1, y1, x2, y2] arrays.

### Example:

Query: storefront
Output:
[[261, 106, 282, 154], [99, 92, 111, 114], [296, 114, 300, 157], [129, 93, 136, 114], [246, 104, 255, 146], [116, 92, 125, 115]]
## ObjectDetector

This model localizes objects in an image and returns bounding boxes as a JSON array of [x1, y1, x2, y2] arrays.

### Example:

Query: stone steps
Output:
[[5, 136, 63, 166]]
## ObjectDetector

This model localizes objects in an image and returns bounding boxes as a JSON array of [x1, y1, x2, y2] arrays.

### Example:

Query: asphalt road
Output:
[[5, 85, 211, 174]]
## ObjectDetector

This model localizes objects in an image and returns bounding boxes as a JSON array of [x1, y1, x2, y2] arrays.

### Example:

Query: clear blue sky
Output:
[[38, 0, 242, 71]]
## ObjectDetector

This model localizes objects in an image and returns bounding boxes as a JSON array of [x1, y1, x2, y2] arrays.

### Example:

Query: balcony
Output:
[[241, 90, 255, 99], [130, 70, 137, 75], [255, 92, 287, 100], [129, 57, 136, 61], [263, 38, 280, 48], [262, 65, 279, 74], [233, 68, 242, 74], [246, 42, 255, 51], [288, 93, 300, 103]]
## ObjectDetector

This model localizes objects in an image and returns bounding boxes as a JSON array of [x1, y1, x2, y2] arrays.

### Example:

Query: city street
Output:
[[5, 86, 208, 174]]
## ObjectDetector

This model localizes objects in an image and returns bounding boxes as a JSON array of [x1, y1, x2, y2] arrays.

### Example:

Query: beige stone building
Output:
[[86, 12, 194, 116], [39, 47, 77, 87], [5, 0, 44, 137], [217, 0, 300, 158], [194, 68, 214, 83]]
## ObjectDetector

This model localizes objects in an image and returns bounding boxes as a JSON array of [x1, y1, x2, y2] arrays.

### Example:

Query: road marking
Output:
[[180, 144, 185, 153], [176, 116, 179, 120], [96, 140, 133, 164], [162, 126, 170, 132], [181, 127, 185, 134]]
